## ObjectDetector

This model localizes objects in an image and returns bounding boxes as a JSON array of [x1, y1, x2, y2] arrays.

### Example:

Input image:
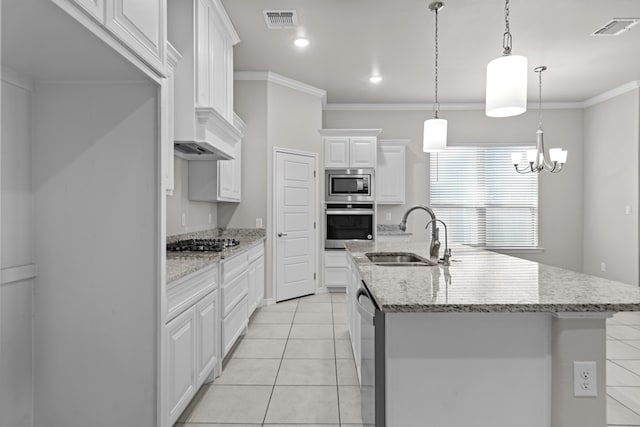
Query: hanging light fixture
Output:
[[486, 0, 528, 118], [512, 66, 568, 174], [423, 1, 447, 152]]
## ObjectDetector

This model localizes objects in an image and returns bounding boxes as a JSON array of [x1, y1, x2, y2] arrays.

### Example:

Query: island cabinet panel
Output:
[[384, 312, 552, 427]]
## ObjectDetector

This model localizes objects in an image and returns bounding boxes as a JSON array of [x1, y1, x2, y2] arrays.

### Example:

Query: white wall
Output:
[[583, 89, 639, 285], [166, 156, 218, 236], [230, 80, 323, 299], [32, 81, 158, 427], [323, 108, 585, 272], [0, 76, 34, 427]]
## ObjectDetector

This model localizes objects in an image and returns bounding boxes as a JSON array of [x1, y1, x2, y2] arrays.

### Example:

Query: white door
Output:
[[275, 150, 317, 301]]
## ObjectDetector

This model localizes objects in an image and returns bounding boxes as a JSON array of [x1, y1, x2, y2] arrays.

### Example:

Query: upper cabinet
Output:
[[320, 129, 382, 169], [376, 139, 408, 205], [168, 0, 242, 160], [53, 0, 167, 76], [105, 0, 166, 72]]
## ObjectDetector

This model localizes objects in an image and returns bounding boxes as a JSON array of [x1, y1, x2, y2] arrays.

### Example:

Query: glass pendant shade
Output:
[[423, 118, 448, 152], [486, 55, 528, 117]]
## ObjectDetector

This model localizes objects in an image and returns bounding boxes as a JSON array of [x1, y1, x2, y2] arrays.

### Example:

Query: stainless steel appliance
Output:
[[324, 203, 374, 249], [356, 285, 385, 427], [325, 169, 374, 202]]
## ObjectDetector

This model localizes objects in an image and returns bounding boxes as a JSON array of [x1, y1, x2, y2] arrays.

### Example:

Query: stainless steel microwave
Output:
[[325, 169, 374, 202]]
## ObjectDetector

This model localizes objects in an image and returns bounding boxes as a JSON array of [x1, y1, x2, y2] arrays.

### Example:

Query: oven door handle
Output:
[[355, 287, 375, 325], [325, 210, 375, 215]]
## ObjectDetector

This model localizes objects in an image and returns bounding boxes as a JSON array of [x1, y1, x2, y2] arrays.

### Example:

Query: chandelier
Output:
[[512, 66, 568, 174], [423, 1, 447, 152]]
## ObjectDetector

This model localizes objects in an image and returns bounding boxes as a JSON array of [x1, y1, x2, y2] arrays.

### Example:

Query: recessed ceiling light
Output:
[[293, 38, 310, 47], [369, 75, 382, 84]]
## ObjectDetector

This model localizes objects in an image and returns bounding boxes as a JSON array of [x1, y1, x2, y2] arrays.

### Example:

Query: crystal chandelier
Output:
[[486, 0, 528, 118], [423, 1, 447, 152], [512, 66, 568, 174]]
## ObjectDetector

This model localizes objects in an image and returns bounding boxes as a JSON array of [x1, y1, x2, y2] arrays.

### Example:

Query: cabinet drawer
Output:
[[222, 271, 249, 317], [324, 250, 347, 268], [222, 252, 249, 283], [325, 267, 348, 288], [167, 263, 218, 322], [246, 243, 264, 263], [222, 295, 248, 357]]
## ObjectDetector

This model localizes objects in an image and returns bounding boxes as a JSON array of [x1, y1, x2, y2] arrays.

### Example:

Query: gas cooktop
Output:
[[166, 238, 240, 253]]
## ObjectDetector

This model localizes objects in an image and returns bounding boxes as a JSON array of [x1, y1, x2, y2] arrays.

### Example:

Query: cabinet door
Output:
[[195, 0, 211, 107], [68, 0, 105, 21], [324, 137, 350, 168], [376, 143, 406, 204], [106, 0, 166, 72], [350, 137, 377, 168], [167, 307, 196, 426], [256, 255, 265, 303], [196, 291, 219, 385], [217, 141, 241, 202], [247, 261, 258, 316]]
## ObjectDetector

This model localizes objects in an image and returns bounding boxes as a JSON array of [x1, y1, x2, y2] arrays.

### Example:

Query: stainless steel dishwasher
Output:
[[356, 285, 385, 427]]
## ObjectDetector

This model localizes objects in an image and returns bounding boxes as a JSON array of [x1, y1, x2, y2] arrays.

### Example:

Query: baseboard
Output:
[[261, 297, 276, 306]]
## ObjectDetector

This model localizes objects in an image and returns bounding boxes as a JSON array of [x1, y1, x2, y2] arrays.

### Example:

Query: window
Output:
[[429, 145, 538, 249]]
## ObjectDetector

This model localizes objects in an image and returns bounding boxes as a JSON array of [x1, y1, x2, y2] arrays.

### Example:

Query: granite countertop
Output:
[[345, 240, 640, 313], [377, 224, 413, 236], [166, 228, 265, 284]]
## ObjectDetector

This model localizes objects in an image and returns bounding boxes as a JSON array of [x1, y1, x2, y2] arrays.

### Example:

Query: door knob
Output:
[[278, 232, 288, 237]]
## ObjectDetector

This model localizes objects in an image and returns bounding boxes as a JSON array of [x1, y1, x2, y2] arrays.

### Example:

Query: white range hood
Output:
[[174, 108, 243, 160]]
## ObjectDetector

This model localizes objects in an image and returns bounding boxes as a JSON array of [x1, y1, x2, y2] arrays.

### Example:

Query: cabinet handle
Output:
[[278, 232, 288, 237]]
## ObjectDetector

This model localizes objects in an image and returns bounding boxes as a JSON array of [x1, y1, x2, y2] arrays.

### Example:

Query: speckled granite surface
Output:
[[166, 228, 265, 284], [345, 241, 640, 313]]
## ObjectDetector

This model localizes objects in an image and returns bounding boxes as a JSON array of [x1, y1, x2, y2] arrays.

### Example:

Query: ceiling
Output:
[[221, 0, 640, 104]]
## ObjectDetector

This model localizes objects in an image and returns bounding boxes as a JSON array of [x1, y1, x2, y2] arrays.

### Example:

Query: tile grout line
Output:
[[261, 300, 297, 425], [332, 295, 343, 426]]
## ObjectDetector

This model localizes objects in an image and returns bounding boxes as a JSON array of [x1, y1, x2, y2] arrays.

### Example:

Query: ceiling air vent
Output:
[[263, 10, 298, 29], [591, 18, 640, 36]]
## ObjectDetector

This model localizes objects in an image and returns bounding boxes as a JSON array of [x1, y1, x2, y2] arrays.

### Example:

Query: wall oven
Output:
[[325, 169, 374, 202], [324, 203, 375, 249]]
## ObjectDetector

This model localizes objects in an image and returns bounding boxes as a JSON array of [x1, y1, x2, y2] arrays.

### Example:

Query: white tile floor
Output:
[[176, 292, 362, 427], [176, 297, 640, 427]]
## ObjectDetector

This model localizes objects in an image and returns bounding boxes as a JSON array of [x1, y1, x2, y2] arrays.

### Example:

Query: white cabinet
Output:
[[167, 307, 197, 426], [169, 0, 242, 160], [324, 250, 349, 289], [221, 251, 250, 357], [195, 291, 218, 385], [320, 129, 382, 169], [54, 0, 166, 74], [188, 139, 242, 202], [247, 244, 265, 316], [105, 0, 166, 72], [163, 43, 182, 195], [376, 140, 408, 204], [166, 263, 219, 427], [346, 253, 362, 384]]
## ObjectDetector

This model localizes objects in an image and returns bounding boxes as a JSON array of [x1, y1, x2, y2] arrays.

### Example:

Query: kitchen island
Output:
[[345, 241, 640, 427]]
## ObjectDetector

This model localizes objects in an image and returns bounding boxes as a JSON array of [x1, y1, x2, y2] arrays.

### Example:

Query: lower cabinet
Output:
[[324, 250, 349, 289], [196, 291, 219, 385], [346, 253, 362, 384], [167, 306, 197, 426], [247, 244, 265, 316]]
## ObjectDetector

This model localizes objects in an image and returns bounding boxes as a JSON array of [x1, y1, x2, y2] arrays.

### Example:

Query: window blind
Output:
[[429, 146, 538, 248]]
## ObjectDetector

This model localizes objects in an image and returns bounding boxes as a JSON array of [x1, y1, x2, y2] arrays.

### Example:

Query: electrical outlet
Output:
[[574, 361, 597, 397], [601, 262, 606, 272], [208, 213, 212, 224], [386, 212, 392, 221], [626, 205, 632, 215], [181, 213, 186, 227], [256, 218, 263, 228]]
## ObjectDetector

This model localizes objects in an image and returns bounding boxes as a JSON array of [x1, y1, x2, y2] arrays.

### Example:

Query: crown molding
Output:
[[583, 80, 640, 108], [234, 71, 327, 104], [211, 0, 240, 45], [323, 101, 584, 111]]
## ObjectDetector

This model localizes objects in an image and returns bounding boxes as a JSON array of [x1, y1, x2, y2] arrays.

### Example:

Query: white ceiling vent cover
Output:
[[591, 18, 640, 36], [263, 10, 298, 29]]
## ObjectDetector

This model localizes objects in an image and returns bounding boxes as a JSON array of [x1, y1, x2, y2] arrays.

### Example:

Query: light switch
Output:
[[625, 205, 632, 215], [181, 213, 186, 227], [386, 212, 392, 221], [256, 218, 263, 228]]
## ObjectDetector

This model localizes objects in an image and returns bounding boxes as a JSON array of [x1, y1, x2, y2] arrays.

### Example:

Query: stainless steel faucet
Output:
[[425, 218, 451, 266], [399, 205, 441, 261]]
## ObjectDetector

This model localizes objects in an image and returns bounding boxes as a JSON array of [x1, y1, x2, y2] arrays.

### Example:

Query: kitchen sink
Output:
[[365, 252, 436, 267]]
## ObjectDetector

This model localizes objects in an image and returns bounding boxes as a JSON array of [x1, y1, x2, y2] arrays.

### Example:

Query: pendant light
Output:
[[423, 1, 447, 152], [486, 0, 528, 118], [512, 66, 568, 174]]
